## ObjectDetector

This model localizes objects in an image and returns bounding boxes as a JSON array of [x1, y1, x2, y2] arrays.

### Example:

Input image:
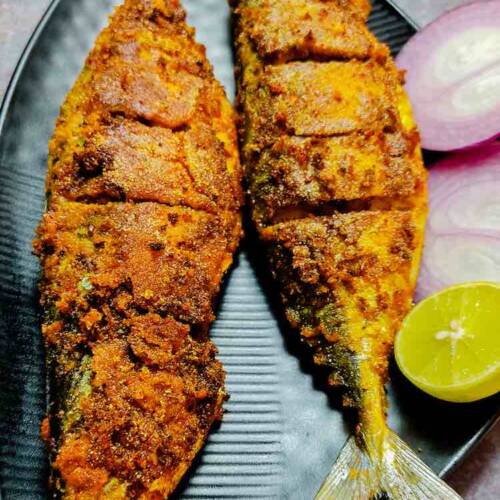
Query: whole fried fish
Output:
[[34, 0, 242, 497], [232, 1, 460, 498]]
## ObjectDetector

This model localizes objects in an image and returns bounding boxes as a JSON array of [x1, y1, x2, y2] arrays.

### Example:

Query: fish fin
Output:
[[315, 430, 462, 499], [315, 435, 379, 499]]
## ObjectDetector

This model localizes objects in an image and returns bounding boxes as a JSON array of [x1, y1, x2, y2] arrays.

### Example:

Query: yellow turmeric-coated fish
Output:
[[34, 1, 242, 498], [232, 1, 460, 498]]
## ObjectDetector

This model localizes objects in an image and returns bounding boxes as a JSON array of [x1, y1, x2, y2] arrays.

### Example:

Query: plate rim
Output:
[[0, 0, 61, 136]]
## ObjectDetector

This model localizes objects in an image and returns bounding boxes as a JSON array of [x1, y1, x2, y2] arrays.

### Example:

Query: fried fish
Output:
[[232, 1, 460, 497], [34, 1, 242, 497]]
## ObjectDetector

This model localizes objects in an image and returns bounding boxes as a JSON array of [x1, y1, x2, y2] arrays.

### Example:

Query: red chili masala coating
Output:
[[34, 0, 242, 498], [233, 0, 427, 419]]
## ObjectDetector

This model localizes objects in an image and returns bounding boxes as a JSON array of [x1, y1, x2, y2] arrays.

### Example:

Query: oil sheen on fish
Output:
[[232, 1, 461, 498], [34, 1, 242, 498]]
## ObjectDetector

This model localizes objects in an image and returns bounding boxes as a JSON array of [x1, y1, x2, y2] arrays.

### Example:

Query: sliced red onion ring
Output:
[[417, 233, 500, 299], [427, 143, 500, 233], [416, 142, 500, 300], [396, 1, 500, 151]]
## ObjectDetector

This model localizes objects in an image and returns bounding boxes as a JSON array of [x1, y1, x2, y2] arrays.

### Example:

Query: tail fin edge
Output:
[[315, 430, 462, 499]]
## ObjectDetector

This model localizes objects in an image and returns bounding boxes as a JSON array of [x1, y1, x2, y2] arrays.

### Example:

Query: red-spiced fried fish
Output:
[[232, 1, 460, 498], [34, 1, 242, 498]]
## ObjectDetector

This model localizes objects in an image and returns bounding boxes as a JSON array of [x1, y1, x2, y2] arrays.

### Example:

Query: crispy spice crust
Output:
[[249, 129, 424, 226], [37, 202, 240, 327], [34, 0, 242, 498], [261, 210, 422, 393], [48, 0, 242, 211], [233, 0, 427, 404], [238, 0, 379, 63]]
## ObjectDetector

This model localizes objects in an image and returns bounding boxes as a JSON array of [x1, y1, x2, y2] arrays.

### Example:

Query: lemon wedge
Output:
[[395, 282, 500, 403]]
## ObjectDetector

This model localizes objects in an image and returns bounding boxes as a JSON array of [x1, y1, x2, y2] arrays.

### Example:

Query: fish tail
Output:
[[315, 430, 462, 499]]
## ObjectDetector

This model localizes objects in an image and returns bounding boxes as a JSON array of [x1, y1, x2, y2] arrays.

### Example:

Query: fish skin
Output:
[[34, 0, 242, 498], [233, 0, 427, 461]]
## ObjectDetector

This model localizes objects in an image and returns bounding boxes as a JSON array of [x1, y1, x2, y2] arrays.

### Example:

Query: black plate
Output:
[[0, 1, 498, 498]]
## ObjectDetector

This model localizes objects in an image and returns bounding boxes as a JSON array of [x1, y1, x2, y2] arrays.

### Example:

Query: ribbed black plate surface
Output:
[[0, 1, 497, 498]]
